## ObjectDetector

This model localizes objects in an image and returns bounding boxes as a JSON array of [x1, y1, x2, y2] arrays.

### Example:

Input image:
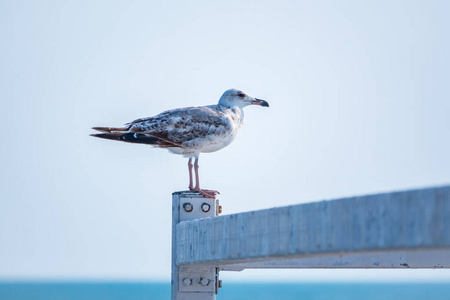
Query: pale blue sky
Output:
[[1, 0, 449, 282]]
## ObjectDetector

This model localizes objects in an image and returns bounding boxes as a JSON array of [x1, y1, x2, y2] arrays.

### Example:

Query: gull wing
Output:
[[128, 106, 232, 146]]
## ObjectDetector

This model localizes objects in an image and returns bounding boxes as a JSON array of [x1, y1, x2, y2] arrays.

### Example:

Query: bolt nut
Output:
[[201, 203, 210, 213], [218, 280, 222, 288], [183, 278, 192, 286], [200, 278, 210, 286], [183, 202, 193, 212], [218, 206, 222, 214]]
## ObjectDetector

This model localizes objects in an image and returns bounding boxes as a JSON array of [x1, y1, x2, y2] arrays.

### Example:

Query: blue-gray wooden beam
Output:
[[176, 186, 450, 270]]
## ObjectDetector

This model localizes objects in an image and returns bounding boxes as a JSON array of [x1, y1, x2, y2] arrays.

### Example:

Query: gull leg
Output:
[[193, 156, 219, 198], [193, 156, 200, 190], [188, 158, 194, 190]]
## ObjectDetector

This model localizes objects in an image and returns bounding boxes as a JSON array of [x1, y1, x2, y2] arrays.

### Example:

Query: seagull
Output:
[[91, 89, 269, 198]]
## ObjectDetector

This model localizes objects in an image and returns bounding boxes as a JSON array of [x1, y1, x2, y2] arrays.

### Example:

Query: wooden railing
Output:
[[171, 186, 450, 300]]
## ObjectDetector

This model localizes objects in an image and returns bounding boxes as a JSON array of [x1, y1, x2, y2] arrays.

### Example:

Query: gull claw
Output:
[[196, 189, 219, 199]]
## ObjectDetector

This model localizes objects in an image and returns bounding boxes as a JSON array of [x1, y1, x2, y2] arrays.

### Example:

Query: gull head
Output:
[[218, 89, 269, 109]]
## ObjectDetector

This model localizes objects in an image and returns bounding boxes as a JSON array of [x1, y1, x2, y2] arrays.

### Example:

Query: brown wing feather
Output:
[[90, 132, 181, 147], [128, 106, 231, 146], [91, 126, 131, 133]]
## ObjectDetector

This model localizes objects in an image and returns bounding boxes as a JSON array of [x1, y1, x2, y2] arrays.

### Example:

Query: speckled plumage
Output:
[[124, 105, 242, 156], [91, 88, 269, 197]]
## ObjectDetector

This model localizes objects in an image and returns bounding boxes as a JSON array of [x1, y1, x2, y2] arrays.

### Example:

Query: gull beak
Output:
[[251, 98, 269, 107]]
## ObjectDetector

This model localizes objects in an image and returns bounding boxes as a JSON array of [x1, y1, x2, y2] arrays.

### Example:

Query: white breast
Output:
[[170, 106, 244, 156]]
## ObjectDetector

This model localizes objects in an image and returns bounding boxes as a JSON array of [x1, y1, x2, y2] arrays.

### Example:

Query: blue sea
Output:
[[1, 282, 449, 300]]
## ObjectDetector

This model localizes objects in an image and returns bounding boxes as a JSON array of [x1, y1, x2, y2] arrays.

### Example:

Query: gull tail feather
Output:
[[92, 126, 130, 133], [90, 132, 161, 145]]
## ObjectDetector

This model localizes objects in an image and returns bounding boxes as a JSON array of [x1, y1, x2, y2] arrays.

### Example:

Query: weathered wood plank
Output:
[[176, 186, 450, 269]]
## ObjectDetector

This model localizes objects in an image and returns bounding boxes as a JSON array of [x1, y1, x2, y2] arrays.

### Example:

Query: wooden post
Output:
[[172, 191, 219, 300]]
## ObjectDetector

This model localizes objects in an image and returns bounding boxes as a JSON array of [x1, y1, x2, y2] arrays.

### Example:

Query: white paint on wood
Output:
[[219, 248, 450, 271]]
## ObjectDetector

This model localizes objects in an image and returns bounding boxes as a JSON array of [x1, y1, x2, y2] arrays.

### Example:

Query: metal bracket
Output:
[[179, 267, 215, 292]]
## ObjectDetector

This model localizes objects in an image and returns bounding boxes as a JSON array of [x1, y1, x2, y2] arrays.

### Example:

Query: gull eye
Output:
[[237, 93, 245, 98]]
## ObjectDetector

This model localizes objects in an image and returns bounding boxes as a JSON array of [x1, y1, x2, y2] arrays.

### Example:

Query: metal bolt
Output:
[[183, 202, 193, 212], [201, 203, 210, 213], [183, 278, 192, 286], [200, 278, 210, 286], [218, 280, 222, 288], [218, 206, 222, 214]]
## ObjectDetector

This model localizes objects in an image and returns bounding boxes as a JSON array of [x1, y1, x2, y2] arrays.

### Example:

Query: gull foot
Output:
[[196, 189, 220, 199]]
